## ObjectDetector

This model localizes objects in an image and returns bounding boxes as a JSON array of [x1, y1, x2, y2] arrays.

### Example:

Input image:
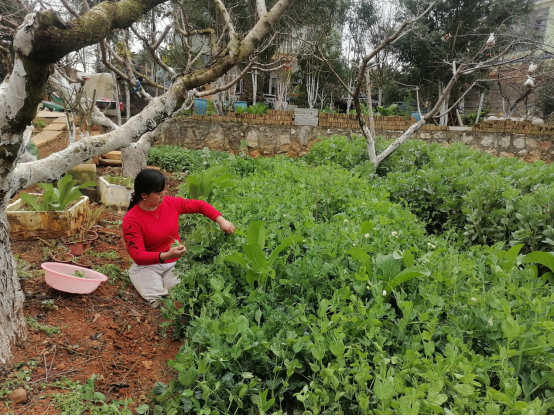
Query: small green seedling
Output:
[[170, 237, 184, 249], [72, 270, 89, 279]]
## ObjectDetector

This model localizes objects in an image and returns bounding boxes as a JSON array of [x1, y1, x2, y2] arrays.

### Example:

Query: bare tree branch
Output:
[[58, 0, 80, 19], [198, 61, 255, 96], [102, 39, 165, 91], [131, 25, 175, 77], [213, 0, 235, 39], [255, 0, 267, 19]]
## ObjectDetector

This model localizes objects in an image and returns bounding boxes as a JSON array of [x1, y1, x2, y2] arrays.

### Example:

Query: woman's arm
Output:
[[216, 216, 235, 234], [174, 197, 234, 234]]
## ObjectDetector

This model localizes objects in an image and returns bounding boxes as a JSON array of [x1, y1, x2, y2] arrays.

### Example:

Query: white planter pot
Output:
[[99, 176, 133, 208], [7, 194, 89, 240]]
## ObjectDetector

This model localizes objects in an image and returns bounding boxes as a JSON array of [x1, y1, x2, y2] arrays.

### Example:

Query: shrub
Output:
[[147, 145, 232, 173], [305, 135, 554, 253]]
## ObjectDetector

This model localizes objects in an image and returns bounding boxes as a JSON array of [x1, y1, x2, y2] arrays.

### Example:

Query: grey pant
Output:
[[129, 262, 181, 302]]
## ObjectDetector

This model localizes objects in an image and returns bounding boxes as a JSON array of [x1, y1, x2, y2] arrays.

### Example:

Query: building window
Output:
[[235, 79, 243, 95]]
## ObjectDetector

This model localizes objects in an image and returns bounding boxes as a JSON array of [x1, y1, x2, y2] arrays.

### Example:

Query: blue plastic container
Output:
[[233, 101, 248, 111], [411, 111, 422, 121], [194, 98, 208, 115]]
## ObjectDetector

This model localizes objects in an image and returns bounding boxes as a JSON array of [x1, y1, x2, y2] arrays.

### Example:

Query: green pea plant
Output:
[[225, 220, 303, 290]]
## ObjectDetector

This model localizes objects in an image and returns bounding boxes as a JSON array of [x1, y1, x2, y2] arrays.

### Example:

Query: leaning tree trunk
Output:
[[122, 145, 148, 178], [121, 116, 165, 178]]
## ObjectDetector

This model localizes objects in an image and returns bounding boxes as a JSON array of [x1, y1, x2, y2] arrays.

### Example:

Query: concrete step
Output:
[[44, 123, 67, 131], [36, 110, 64, 118], [32, 131, 63, 147]]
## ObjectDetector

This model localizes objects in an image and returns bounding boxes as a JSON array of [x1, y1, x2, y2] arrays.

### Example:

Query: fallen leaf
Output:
[[142, 360, 153, 369], [92, 313, 101, 323], [129, 308, 142, 317]]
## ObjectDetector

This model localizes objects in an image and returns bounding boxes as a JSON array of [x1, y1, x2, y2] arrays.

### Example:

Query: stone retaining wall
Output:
[[159, 118, 553, 163]]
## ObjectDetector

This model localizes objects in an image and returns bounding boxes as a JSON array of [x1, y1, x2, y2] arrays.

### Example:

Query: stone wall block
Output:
[[513, 137, 526, 149], [499, 136, 511, 148], [527, 138, 538, 149], [204, 124, 226, 151], [245, 129, 259, 150], [297, 126, 311, 146], [480, 135, 495, 147], [461, 133, 474, 144], [226, 126, 243, 153], [539, 141, 552, 151]]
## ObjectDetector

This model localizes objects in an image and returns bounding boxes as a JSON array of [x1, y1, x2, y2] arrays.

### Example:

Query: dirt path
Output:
[[2, 129, 183, 414]]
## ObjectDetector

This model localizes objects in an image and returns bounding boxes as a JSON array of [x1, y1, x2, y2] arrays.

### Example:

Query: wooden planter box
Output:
[[7, 195, 89, 240], [99, 176, 133, 208]]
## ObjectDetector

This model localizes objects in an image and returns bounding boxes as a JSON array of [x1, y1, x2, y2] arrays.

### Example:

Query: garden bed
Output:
[[7, 195, 89, 240], [3, 134, 183, 415]]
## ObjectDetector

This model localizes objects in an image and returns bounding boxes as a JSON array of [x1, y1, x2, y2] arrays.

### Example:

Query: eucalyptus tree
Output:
[[0, 0, 297, 363]]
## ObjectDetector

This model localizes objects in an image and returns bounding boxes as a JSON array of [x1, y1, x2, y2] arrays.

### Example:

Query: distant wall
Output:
[[159, 117, 554, 163]]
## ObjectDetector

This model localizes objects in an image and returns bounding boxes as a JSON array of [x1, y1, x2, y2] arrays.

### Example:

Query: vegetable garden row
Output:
[[141, 137, 553, 415]]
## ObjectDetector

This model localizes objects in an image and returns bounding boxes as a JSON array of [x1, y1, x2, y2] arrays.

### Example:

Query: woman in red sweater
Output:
[[122, 169, 235, 306]]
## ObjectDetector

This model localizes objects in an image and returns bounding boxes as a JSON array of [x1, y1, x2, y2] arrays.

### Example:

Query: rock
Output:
[[532, 118, 545, 125], [8, 388, 27, 404], [486, 116, 498, 121]]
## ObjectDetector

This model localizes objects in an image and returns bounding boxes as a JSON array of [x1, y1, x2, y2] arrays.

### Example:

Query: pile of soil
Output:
[[2, 133, 184, 414]]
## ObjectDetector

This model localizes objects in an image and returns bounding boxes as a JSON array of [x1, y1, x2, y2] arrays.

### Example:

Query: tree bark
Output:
[[0, 216, 26, 364]]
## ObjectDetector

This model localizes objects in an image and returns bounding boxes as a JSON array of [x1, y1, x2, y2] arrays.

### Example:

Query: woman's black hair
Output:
[[128, 168, 166, 210]]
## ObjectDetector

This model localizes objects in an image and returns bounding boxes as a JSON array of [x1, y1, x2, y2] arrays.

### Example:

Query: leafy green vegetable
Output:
[[19, 174, 96, 211], [185, 165, 234, 202]]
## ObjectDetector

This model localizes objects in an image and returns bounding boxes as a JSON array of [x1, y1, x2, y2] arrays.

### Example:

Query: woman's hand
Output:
[[165, 245, 187, 259], [216, 216, 235, 235]]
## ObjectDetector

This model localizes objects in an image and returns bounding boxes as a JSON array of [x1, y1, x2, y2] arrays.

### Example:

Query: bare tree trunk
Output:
[[378, 86, 382, 107], [252, 70, 258, 105], [126, 82, 131, 122], [456, 109, 463, 126], [112, 72, 122, 126], [475, 92, 485, 124], [121, 129, 159, 178], [0, 207, 27, 364], [64, 111, 77, 144], [365, 71, 375, 137], [438, 82, 449, 126], [121, 144, 148, 178]]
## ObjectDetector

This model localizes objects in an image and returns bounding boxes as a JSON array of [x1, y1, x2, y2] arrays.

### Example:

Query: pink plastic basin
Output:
[[41, 262, 108, 294]]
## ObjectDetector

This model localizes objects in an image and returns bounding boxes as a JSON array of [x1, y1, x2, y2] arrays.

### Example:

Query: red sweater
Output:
[[122, 196, 221, 265]]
